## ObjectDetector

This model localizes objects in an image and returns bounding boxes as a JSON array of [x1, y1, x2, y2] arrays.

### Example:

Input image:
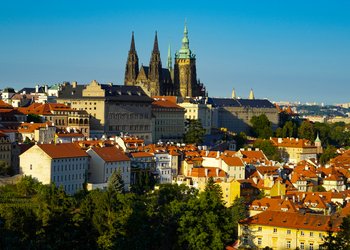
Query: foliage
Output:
[[321, 216, 350, 250], [319, 145, 338, 165], [0, 160, 12, 176], [250, 114, 273, 139], [0, 178, 248, 250], [184, 119, 206, 144], [234, 132, 248, 149], [298, 120, 315, 141], [26, 114, 42, 123], [107, 170, 125, 194], [253, 139, 281, 161]]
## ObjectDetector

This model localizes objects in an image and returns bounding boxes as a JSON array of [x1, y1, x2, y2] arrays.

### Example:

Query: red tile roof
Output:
[[92, 146, 130, 162], [188, 167, 227, 178], [130, 152, 154, 158], [242, 210, 342, 232], [37, 143, 88, 159]]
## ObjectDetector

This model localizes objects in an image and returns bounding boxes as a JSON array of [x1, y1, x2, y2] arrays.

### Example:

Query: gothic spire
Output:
[[182, 21, 189, 49], [167, 44, 172, 70], [130, 31, 136, 52], [153, 31, 159, 52]]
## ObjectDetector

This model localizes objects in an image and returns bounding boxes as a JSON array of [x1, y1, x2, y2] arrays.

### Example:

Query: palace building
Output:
[[124, 24, 206, 98]]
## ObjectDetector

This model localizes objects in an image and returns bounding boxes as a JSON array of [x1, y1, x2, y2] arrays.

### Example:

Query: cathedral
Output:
[[124, 24, 206, 98]]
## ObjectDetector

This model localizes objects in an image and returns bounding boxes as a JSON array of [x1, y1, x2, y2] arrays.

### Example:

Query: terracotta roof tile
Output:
[[37, 143, 88, 159], [92, 146, 130, 162]]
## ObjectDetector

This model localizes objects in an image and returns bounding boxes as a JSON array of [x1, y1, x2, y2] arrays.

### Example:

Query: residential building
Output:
[[178, 98, 212, 134], [129, 151, 155, 185], [19, 143, 89, 194], [152, 97, 185, 142], [57, 80, 153, 142], [0, 132, 12, 168], [270, 137, 318, 163], [239, 211, 342, 250], [86, 146, 131, 191], [18, 122, 55, 143]]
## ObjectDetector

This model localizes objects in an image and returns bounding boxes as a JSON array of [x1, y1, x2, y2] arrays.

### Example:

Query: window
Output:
[[309, 243, 314, 250], [30, 164, 32, 170], [287, 229, 291, 235], [310, 232, 313, 237], [300, 231, 304, 236], [257, 238, 262, 245], [273, 228, 277, 233], [300, 242, 304, 249], [286, 241, 291, 249], [258, 227, 262, 232]]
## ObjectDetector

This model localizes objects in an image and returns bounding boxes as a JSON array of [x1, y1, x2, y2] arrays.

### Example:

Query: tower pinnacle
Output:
[[249, 88, 255, 100], [153, 31, 159, 52], [130, 31, 136, 52], [167, 44, 172, 70], [232, 88, 237, 99]]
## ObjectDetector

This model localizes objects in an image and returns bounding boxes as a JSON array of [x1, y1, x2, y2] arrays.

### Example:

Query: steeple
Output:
[[232, 88, 237, 99], [249, 88, 255, 100], [149, 31, 162, 83], [124, 32, 139, 85], [153, 31, 159, 53], [130, 31, 136, 52], [182, 21, 189, 49], [167, 44, 172, 70]]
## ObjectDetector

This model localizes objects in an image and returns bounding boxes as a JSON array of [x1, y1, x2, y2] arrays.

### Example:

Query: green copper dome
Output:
[[175, 22, 195, 59]]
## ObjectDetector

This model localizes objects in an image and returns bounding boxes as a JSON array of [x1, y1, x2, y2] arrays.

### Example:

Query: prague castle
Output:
[[124, 24, 206, 98]]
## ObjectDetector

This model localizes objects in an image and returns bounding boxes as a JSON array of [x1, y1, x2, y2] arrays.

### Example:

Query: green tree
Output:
[[177, 177, 236, 250], [253, 139, 281, 161], [321, 215, 350, 249], [108, 170, 125, 194], [229, 197, 248, 239], [16, 175, 40, 197], [298, 120, 315, 141], [319, 145, 337, 165], [234, 132, 248, 149], [184, 119, 206, 144], [250, 114, 273, 139], [26, 114, 42, 123]]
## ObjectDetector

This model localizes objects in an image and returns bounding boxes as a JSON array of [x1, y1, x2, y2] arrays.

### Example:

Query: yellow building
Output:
[[270, 137, 318, 163], [239, 210, 342, 250], [178, 99, 212, 134]]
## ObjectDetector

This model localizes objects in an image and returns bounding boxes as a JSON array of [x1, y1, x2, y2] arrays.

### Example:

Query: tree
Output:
[[250, 114, 273, 139], [253, 139, 281, 162], [319, 145, 337, 165], [27, 114, 42, 123], [298, 120, 315, 141], [321, 215, 350, 249], [184, 119, 206, 144], [107, 170, 125, 194], [16, 175, 40, 197], [234, 132, 248, 149], [177, 178, 236, 249], [229, 197, 248, 239]]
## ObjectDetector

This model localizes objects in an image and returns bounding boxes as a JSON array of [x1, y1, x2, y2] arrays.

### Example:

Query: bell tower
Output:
[[174, 22, 197, 98]]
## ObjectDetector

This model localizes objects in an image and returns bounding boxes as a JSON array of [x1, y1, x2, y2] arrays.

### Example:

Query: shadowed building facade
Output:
[[124, 24, 206, 98]]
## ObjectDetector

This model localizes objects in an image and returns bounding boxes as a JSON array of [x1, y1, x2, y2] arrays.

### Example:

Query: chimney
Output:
[[35, 84, 39, 93], [72, 81, 77, 88], [216, 151, 220, 158], [278, 137, 282, 143], [206, 150, 209, 156], [205, 168, 208, 177], [216, 168, 219, 176], [44, 85, 48, 93]]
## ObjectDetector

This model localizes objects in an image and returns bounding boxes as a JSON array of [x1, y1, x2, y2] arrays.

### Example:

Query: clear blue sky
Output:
[[1, 0, 349, 104]]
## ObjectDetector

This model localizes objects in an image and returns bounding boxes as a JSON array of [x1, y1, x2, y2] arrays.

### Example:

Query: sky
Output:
[[0, 0, 349, 104]]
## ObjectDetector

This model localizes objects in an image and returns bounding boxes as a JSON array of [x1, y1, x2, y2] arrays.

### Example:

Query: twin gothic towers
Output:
[[124, 24, 206, 98]]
